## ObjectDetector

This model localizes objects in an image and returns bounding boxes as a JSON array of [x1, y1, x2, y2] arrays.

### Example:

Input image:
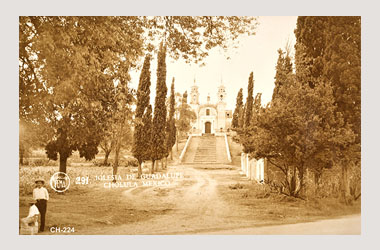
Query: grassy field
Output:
[[216, 171, 361, 228], [19, 139, 188, 234]]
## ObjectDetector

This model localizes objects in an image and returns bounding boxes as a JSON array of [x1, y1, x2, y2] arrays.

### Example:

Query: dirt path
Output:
[[78, 164, 360, 235], [200, 214, 361, 235], [90, 165, 236, 234]]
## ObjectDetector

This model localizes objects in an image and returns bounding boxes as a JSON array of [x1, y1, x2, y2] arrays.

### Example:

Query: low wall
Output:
[[179, 135, 193, 163], [224, 134, 232, 163], [240, 153, 265, 183]]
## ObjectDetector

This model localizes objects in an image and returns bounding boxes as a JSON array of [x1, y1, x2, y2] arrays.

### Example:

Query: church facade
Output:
[[189, 83, 233, 135]]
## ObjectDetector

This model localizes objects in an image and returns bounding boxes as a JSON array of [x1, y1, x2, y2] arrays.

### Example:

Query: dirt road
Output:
[[81, 164, 360, 235], [200, 215, 361, 235], [97, 165, 240, 234]]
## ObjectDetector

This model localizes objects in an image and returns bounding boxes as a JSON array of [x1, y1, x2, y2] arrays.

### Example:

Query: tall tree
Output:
[[323, 16, 361, 203], [244, 76, 353, 197], [244, 72, 254, 129], [232, 88, 243, 129], [151, 43, 168, 174], [295, 16, 361, 202], [176, 91, 196, 138], [132, 54, 152, 177], [272, 49, 293, 101], [20, 17, 144, 173], [111, 84, 134, 178], [166, 78, 177, 161]]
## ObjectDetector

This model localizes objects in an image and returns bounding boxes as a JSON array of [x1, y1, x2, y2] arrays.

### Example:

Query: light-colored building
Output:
[[189, 82, 232, 135]]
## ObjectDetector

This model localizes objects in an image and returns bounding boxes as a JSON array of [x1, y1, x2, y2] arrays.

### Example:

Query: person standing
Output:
[[33, 179, 49, 232]]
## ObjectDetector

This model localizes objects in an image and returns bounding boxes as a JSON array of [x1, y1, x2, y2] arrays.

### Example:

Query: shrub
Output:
[[229, 183, 244, 190], [124, 158, 138, 167]]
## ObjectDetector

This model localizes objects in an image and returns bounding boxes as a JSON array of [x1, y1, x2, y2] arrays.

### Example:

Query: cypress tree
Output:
[[132, 54, 151, 178], [294, 16, 328, 86], [295, 16, 361, 203], [323, 16, 361, 144], [295, 16, 360, 139], [323, 16, 361, 203], [232, 88, 243, 129], [135, 54, 152, 118], [166, 78, 177, 161], [152, 42, 168, 174], [253, 93, 262, 113], [272, 49, 293, 101], [244, 72, 254, 128], [237, 102, 246, 133], [143, 105, 153, 162]]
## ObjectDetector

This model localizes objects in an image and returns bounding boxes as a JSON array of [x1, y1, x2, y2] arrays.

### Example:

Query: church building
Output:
[[189, 81, 233, 135]]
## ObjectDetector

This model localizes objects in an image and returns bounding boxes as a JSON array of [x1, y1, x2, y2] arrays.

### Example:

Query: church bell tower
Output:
[[217, 84, 226, 103], [217, 84, 227, 131], [190, 79, 199, 105]]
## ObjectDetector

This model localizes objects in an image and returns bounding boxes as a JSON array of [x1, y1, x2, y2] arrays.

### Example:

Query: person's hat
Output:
[[35, 179, 45, 184], [28, 199, 36, 205]]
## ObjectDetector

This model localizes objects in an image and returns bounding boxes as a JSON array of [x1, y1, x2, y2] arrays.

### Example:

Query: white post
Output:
[[247, 158, 251, 179], [241, 153, 245, 172], [251, 158, 256, 181], [245, 154, 249, 177], [257, 159, 264, 182]]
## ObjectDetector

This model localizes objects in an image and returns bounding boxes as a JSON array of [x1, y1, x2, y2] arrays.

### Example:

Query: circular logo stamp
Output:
[[50, 172, 70, 192]]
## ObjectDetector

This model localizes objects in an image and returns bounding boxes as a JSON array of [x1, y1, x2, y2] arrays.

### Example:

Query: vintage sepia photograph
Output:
[[18, 15, 361, 235]]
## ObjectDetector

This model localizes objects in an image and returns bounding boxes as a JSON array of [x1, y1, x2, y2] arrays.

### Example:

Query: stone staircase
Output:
[[193, 136, 217, 163], [182, 135, 229, 164]]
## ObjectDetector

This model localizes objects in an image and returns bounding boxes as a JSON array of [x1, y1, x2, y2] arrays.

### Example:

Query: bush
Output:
[[92, 159, 104, 167], [124, 157, 138, 167], [20, 158, 55, 167], [32, 158, 51, 167], [229, 183, 244, 190]]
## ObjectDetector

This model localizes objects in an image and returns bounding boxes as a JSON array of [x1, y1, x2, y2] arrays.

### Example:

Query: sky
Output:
[[129, 16, 298, 110]]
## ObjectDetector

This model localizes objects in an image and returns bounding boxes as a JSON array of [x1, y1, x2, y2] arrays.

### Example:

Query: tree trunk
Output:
[[154, 160, 160, 172], [297, 166, 305, 198], [341, 164, 351, 204], [113, 145, 120, 183], [137, 160, 142, 178], [160, 158, 164, 171], [19, 150, 24, 165], [170, 148, 173, 160], [176, 130, 179, 152], [59, 153, 68, 173], [103, 150, 111, 166], [165, 157, 168, 169], [287, 165, 298, 197], [151, 159, 155, 174], [264, 158, 268, 182]]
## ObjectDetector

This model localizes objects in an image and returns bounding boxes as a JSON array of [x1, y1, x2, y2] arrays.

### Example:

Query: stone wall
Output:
[[240, 153, 265, 183]]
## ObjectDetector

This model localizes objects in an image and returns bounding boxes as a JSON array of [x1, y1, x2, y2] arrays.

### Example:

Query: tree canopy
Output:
[[19, 16, 258, 172], [236, 17, 360, 199]]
